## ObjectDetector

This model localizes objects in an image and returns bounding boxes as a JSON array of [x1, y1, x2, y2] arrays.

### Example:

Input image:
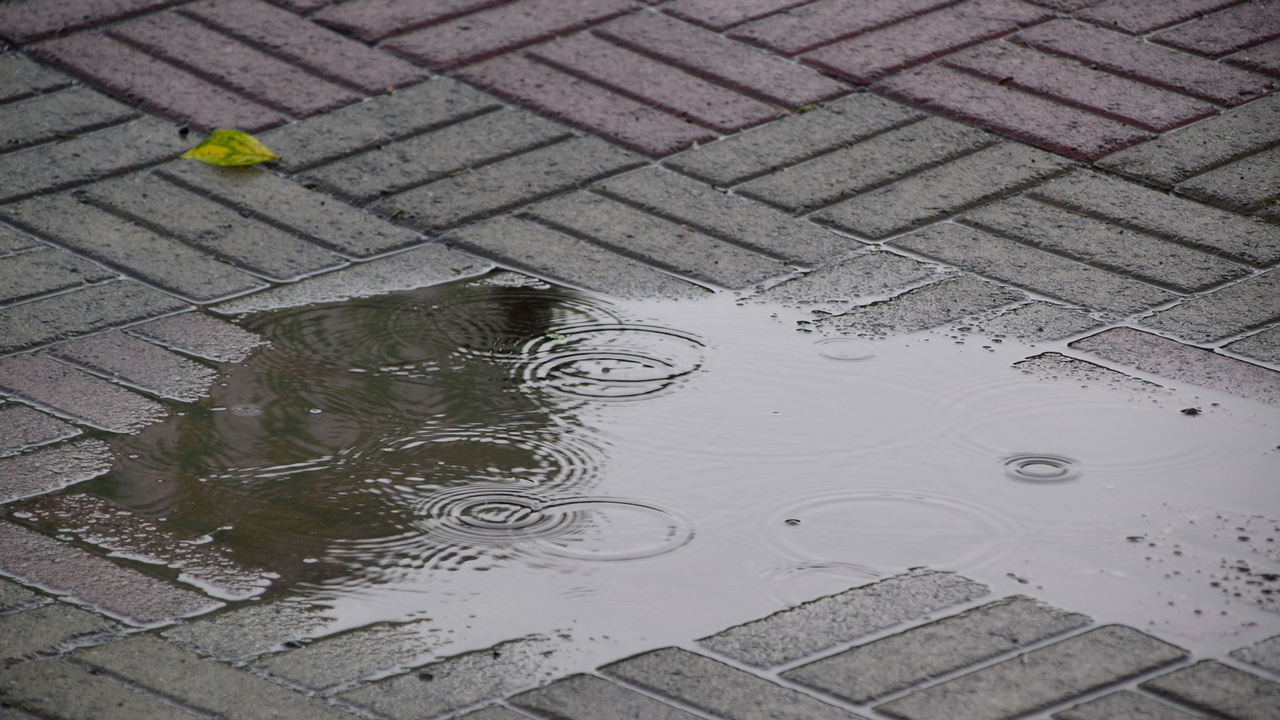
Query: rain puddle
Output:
[[25, 272, 1280, 671]]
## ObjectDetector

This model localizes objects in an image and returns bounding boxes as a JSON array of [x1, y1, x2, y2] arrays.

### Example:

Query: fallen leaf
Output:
[[181, 129, 278, 166]]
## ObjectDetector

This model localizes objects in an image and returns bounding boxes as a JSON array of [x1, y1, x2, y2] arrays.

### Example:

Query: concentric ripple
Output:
[[813, 338, 876, 362], [1003, 454, 1082, 484], [518, 324, 706, 401]]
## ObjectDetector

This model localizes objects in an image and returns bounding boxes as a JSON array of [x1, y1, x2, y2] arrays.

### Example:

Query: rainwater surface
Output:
[[74, 273, 1280, 671]]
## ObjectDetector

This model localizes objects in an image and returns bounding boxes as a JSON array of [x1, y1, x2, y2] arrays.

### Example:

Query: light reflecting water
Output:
[[64, 272, 1280, 666]]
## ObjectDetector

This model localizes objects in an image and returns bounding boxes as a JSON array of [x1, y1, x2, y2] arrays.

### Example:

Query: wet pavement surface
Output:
[[2, 0, 1280, 718]]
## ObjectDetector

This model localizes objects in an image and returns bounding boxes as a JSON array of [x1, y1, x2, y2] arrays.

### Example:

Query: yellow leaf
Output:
[[181, 129, 278, 166]]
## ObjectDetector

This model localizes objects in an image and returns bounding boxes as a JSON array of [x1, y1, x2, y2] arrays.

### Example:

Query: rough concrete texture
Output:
[[962, 196, 1249, 294], [0, 52, 73, 102], [1141, 270, 1280, 343], [510, 673, 702, 720], [1231, 635, 1280, 674], [252, 619, 450, 692], [894, 224, 1174, 315], [47, 331, 218, 403], [213, 244, 494, 315], [698, 570, 988, 667], [1070, 327, 1280, 406], [1029, 170, 1280, 268], [526, 191, 789, 289], [0, 520, 221, 625], [752, 251, 934, 306], [815, 143, 1074, 239], [594, 167, 861, 267], [603, 647, 863, 720], [0, 657, 196, 720], [977, 303, 1104, 343], [0, 440, 112, 504], [342, 635, 576, 720], [0, 354, 167, 433], [0, 86, 138, 153], [876, 626, 1188, 720], [1053, 690, 1201, 720], [784, 596, 1091, 704], [818, 275, 1026, 337], [0, 404, 81, 457], [1012, 353, 1168, 395], [0, 224, 38, 255], [0, 281, 188, 355], [445, 216, 707, 300], [0, 247, 118, 306], [454, 709, 528, 720], [161, 598, 331, 661], [0, 577, 42, 612], [1176, 146, 1280, 214], [1141, 661, 1280, 720], [0, 604, 118, 662], [76, 635, 362, 720], [125, 312, 265, 364]]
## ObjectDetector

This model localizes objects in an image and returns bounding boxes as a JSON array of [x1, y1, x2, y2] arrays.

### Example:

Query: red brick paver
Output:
[[663, 0, 819, 32], [1151, 1, 1280, 57], [1075, 0, 1245, 35], [1226, 37, 1280, 77], [0, 0, 182, 44], [726, 0, 953, 56], [314, 0, 511, 42]]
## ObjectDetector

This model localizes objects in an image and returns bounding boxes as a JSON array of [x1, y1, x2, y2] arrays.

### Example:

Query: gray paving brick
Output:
[[77, 635, 361, 720], [261, 78, 502, 174], [527, 192, 788, 289], [126, 312, 264, 364], [0, 604, 118, 661], [0, 118, 191, 204], [1, 195, 265, 303], [595, 166, 862, 267], [81, 172, 346, 282], [0, 658, 196, 720], [738, 117, 995, 214], [252, 619, 447, 692], [0, 440, 111, 504], [0, 86, 137, 153], [1232, 635, 1280, 674], [752, 250, 934, 305], [445, 216, 706, 300], [1098, 94, 1280, 188], [510, 674, 700, 720], [1141, 660, 1280, 720], [818, 275, 1026, 336], [604, 647, 864, 720], [1012, 353, 1168, 394], [1225, 325, 1280, 364], [0, 404, 80, 457], [0, 226, 38, 256], [157, 162, 420, 259], [1141, 269, 1280, 343], [1070, 327, 1280, 406], [1028, 170, 1280, 268], [665, 94, 926, 187], [978, 303, 1104, 342], [299, 110, 572, 204], [816, 144, 1074, 239], [0, 354, 167, 433], [381, 136, 647, 232], [1176, 146, 1280, 214], [964, 196, 1249, 293], [0, 281, 188, 355], [1053, 690, 1200, 720], [47, 331, 218, 403], [0, 519, 221, 625], [0, 247, 117, 305], [893, 224, 1176, 315], [214, 243, 495, 314], [0, 52, 73, 103], [698, 570, 989, 668], [161, 598, 331, 661], [0, 577, 42, 612], [877, 626, 1187, 720], [455, 709, 528, 720], [784, 596, 1091, 704], [342, 636, 575, 720]]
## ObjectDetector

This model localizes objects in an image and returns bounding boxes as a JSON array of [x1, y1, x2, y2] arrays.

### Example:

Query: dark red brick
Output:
[[108, 13, 361, 118], [0, 0, 182, 44], [527, 34, 777, 133], [313, 0, 512, 42], [943, 41, 1218, 132], [382, 0, 636, 70], [802, 0, 1052, 85], [30, 33, 286, 132], [270, 0, 339, 10], [1026, 0, 1102, 9], [873, 63, 1152, 161], [1225, 37, 1280, 77], [456, 54, 713, 156], [1014, 19, 1278, 106], [663, 0, 821, 32], [1076, 0, 1245, 35], [726, 0, 953, 56], [179, 0, 428, 94], [595, 12, 851, 109], [1152, 2, 1280, 57]]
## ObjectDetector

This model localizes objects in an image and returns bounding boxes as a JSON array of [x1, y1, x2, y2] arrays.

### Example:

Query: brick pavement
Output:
[[2, 0, 1280, 716]]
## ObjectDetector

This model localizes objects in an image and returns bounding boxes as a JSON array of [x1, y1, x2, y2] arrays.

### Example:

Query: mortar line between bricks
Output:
[[0, 302, 194, 362], [0, 111, 145, 158], [0, 270, 122, 312], [353, 0, 517, 42], [33, 350, 208, 406], [573, 669, 725, 720], [0, 145, 188, 207], [60, 655, 223, 720]]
